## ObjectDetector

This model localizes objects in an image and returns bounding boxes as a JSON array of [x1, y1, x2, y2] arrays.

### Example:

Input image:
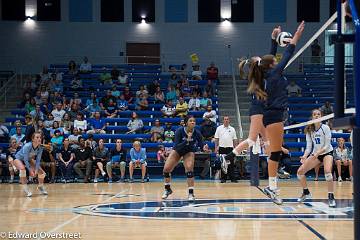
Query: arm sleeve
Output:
[[304, 133, 312, 157], [273, 44, 296, 74], [35, 147, 43, 171], [270, 39, 278, 56], [174, 128, 182, 146], [324, 127, 332, 151], [196, 130, 204, 150]]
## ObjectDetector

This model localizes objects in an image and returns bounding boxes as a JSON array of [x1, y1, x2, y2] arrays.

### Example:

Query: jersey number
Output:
[[315, 138, 321, 144]]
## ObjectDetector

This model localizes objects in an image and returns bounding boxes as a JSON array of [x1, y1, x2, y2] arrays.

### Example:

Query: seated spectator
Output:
[[6, 138, 21, 183], [100, 90, 117, 110], [79, 56, 92, 73], [20, 92, 32, 109], [40, 144, 56, 183], [68, 60, 78, 75], [68, 128, 81, 149], [118, 69, 128, 85], [334, 137, 352, 182], [204, 79, 215, 97], [68, 103, 81, 121], [200, 118, 216, 140], [157, 145, 170, 163], [286, 80, 302, 97], [34, 90, 42, 105], [199, 91, 212, 110], [44, 113, 55, 128], [51, 129, 64, 151], [106, 139, 127, 183], [93, 139, 110, 183], [169, 73, 178, 86], [161, 100, 176, 118], [123, 86, 133, 103], [181, 63, 188, 76], [175, 97, 188, 118], [0, 123, 10, 143], [40, 85, 49, 99], [188, 93, 200, 111], [179, 119, 185, 127], [61, 113, 73, 134], [163, 122, 175, 143], [126, 112, 143, 134], [175, 83, 182, 97], [191, 65, 202, 80], [9, 120, 24, 136], [148, 80, 160, 96], [104, 99, 119, 118], [37, 119, 51, 143], [73, 112, 87, 133], [181, 80, 192, 97], [87, 112, 106, 134], [85, 92, 99, 106], [69, 92, 82, 108], [58, 138, 75, 183], [203, 105, 217, 124], [39, 66, 51, 84], [70, 75, 82, 90], [129, 141, 147, 183], [117, 94, 129, 112], [85, 134, 97, 150], [136, 85, 149, 99], [29, 104, 45, 121], [150, 119, 164, 143], [52, 103, 66, 122], [191, 84, 202, 97], [25, 98, 36, 113], [52, 78, 64, 93], [135, 94, 149, 110], [320, 101, 334, 116], [11, 127, 25, 146], [73, 137, 93, 183], [166, 85, 177, 104], [111, 65, 120, 81], [84, 100, 102, 118], [154, 86, 165, 103], [206, 62, 219, 80], [40, 97, 53, 116], [111, 85, 121, 98], [100, 67, 112, 86], [52, 91, 65, 105]]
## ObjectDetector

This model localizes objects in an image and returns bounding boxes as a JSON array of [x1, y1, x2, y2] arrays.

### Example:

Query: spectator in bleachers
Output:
[[195, 143, 212, 179], [164, 122, 175, 143], [68, 60, 78, 75], [70, 75, 82, 90], [188, 93, 200, 111], [37, 119, 51, 143], [40, 85, 49, 99], [87, 112, 106, 134], [61, 113, 73, 134], [135, 94, 149, 110], [52, 103, 66, 122], [9, 120, 24, 136], [73, 113, 87, 133], [150, 119, 164, 143], [123, 87, 134, 104], [111, 66, 120, 81], [100, 67, 112, 86], [11, 127, 24, 146], [23, 79, 37, 97], [6, 138, 21, 183], [52, 78, 64, 93], [191, 65, 202, 80], [20, 93, 32, 108], [93, 139, 110, 183], [29, 104, 45, 121], [84, 100, 102, 118], [104, 99, 119, 118], [58, 138, 75, 183], [157, 145, 170, 163], [129, 141, 147, 183], [111, 85, 121, 98], [100, 90, 117, 110], [204, 80, 215, 97], [34, 90, 42, 105], [118, 69, 128, 85], [117, 94, 129, 112], [175, 83, 182, 97], [68, 128, 80, 149], [40, 97, 53, 116], [69, 92, 82, 108], [107, 139, 127, 183], [191, 84, 202, 97], [136, 85, 149, 99], [79, 56, 92, 73], [206, 62, 219, 81], [334, 137, 352, 182], [175, 97, 188, 118], [179, 119, 185, 127], [199, 91, 212, 111], [286, 80, 302, 97], [85, 134, 97, 150], [85, 92, 99, 106], [44, 113, 55, 128], [169, 73, 178, 86], [181, 63, 188, 75], [40, 144, 56, 183], [148, 79, 160, 96], [165, 85, 177, 104], [73, 137, 93, 183], [126, 112, 143, 134], [0, 123, 9, 143], [68, 103, 81, 121], [181, 80, 191, 97], [52, 91, 65, 105], [154, 86, 165, 103], [40, 66, 51, 84], [203, 105, 217, 124], [51, 129, 64, 151], [25, 98, 36, 113], [161, 100, 176, 118], [200, 119, 216, 140], [320, 101, 334, 116]]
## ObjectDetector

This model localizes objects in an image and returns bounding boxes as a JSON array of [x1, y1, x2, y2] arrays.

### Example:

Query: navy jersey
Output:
[[174, 127, 204, 153], [264, 44, 295, 110]]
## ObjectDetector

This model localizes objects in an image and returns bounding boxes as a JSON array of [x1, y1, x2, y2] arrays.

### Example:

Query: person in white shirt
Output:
[[297, 109, 336, 207], [214, 116, 238, 182], [191, 65, 202, 80], [73, 113, 87, 133], [334, 137, 352, 182], [202, 105, 217, 124], [188, 93, 200, 111], [79, 56, 92, 73], [286, 80, 302, 96], [161, 100, 176, 118], [51, 103, 66, 122]]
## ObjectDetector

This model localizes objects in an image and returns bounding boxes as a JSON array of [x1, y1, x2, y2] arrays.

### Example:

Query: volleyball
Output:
[[276, 32, 293, 47]]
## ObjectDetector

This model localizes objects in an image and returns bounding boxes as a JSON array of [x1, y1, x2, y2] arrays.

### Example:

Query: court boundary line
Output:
[[255, 186, 327, 240]]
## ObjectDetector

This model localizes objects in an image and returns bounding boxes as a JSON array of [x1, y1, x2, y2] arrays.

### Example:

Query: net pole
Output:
[[335, 0, 345, 119]]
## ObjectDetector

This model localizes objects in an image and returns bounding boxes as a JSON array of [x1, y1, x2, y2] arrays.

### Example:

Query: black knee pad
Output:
[[186, 171, 194, 178], [163, 172, 171, 178], [270, 151, 282, 162]]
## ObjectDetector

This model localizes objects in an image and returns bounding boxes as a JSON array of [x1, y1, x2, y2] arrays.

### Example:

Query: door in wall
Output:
[[126, 42, 160, 64]]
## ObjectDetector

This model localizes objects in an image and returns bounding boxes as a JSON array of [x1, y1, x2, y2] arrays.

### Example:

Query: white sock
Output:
[[22, 184, 30, 192], [269, 177, 277, 190], [232, 149, 240, 156], [10, 175, 14, 180]]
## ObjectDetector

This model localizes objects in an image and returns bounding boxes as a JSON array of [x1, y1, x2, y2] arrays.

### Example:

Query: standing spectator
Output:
[[286, 80, 302, 97], [203, 105, 217, 124], [51, 103, 66, 122], [175, 97, 188, 118], [311, 39, 322, 63], [161, 100, 176, 118], [206, 62, 219, 80], [58, 138, 75, 183], [79, 56, 92, 73], [320, 101, 334, 116], [129, 141, 147, 183], [214, 116, 238, 183], [93, 139, 110, 183], [126, 112, 143, 134], [188, 93, 200, 111], [73, 137, 93, 183], [154, 86, 165, 103], [73, 113, 87, 133], [191, 65, 203, 80], [87, 112, 106, 134], [106, 139, 127, 183], [334, 137, 352, 182], [199, 91, 212, 110], [150, 119, 164, 143]]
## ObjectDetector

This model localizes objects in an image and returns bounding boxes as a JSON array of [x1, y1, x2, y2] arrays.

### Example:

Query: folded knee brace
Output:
[[186, 171, 194, 178], [297, 174, 305, 180], [19, 169, 26, 178], [270, 151, 282, 162], [325, 173, 333, 181]]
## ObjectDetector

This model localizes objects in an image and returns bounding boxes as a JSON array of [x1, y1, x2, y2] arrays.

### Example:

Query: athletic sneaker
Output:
[[94, 178, 98, 183], [328, 197, 336, 208], [221, 155, 229, 174], [38, 186, 48, 195], [349, 176, 353, 182], [23, 187, 32, 197], [161, 188, 173, 200], [108, 178, 113, 183], [338, 176, 343, 182], [141, 178, 145, 183], [278, 168, 290, 179], [129, 178, 134, 183], [264, 186, 283, 205], [188, 193, 195, 202], [117, 178, 125, 183], [297, 192, 312, 202]]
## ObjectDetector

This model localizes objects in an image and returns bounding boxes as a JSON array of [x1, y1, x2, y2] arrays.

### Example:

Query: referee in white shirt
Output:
[[214, 116, 238, 183]]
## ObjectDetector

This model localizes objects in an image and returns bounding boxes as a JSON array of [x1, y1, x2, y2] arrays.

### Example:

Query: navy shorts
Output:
[[263, 109, 286, 127], [317, 151, 333, 162], [174, 147, 195, 157], [249, 98, 264, 116]]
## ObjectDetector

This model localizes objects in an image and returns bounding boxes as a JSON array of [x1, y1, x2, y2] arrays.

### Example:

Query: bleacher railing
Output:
[[0, 73, 17, 107], [230, 57, 244, 139]]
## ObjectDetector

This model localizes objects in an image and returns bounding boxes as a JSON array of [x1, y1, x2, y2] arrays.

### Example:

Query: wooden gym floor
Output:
[[0, 180, 354, 240]]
